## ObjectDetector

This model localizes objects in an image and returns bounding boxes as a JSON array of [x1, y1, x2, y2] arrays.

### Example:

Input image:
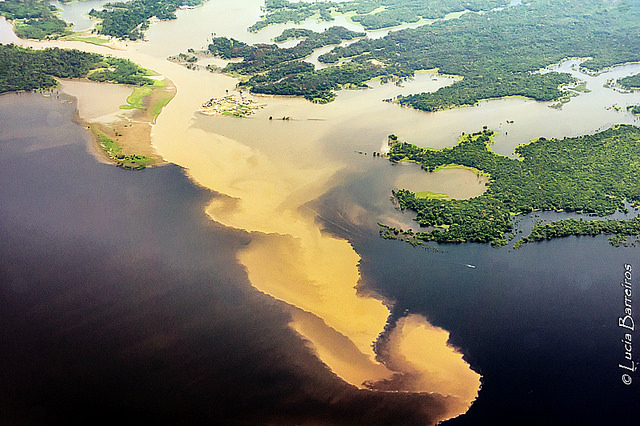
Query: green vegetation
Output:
[[396, 73, 576, 111], [62, 34, 110, 45], [0, 0, 70, 39], [515, 218, 640, 248], [88, 57, 155, 86], [119, 78, 165, 109], [227, 0, 640, 109], [388, 125, 640, 246], [89, 0, 204, 40], [569, 82, 591, 93], [248, 0, 335, 33], [0, 44, 102, 92], [629, 105, 640, 116], [415, 190, 449, 200], [121, 86, 153, 109], [0, 44, 167, 168], [209, 26, 364, 73], [250, 0, 510, 32], [0, 45, 154, 93], [320, 0, 640, 111], [95, 132, 154, 170], [618, 73, 640, 90], [208, 26, 372, 102], [151, 94, 173, 121]]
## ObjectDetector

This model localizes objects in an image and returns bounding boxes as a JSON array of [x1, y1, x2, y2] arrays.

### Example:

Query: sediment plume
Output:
[[11, 9, 481, 420]]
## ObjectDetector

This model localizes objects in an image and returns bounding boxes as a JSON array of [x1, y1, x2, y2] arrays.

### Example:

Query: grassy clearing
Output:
[[151, 95, 172, 121], [63, 34, 110, 45], [120, 79, 165, 110], [433, 163, 492, 178], [570, 82, 591, 92], [121, 85, 153, 109], [415, 190, 449, 199]]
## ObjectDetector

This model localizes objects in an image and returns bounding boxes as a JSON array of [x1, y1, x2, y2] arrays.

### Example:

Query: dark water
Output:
[[314, 160, 640, 424], [0, 94, 452, 425]]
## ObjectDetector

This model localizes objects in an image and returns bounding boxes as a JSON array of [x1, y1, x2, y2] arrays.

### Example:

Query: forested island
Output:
[[385, 125, 640, 247], [618, 73, 640, 91], [0, 0, 205, 41], [89, 0, 204, 40], [207, 0, 640, 111], [0, 0, 70, 39], [208, 26, 370, 103]]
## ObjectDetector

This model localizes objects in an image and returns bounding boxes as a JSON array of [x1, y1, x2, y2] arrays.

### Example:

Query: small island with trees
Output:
[[384, 125, 640, 248], [0, 0, 206, 41], [618, 73, 640, 91], [0, 0, 70, 39]]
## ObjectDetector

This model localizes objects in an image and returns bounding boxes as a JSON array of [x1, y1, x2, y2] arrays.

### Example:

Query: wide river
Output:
[[2, 1, 640, 424]]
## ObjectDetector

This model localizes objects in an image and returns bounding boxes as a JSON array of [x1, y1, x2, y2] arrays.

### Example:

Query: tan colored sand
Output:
[[57, 78, 176, 167]]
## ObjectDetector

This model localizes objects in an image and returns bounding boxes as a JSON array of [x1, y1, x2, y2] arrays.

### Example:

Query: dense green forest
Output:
[[221, 0, 640, 110], [618, 73, 640, 90], [250, 0, 510, 32], [208, 27, 372, 102], [0, 0, 205, 40], [517, 217, 640, 248], [89, 0, 203, 40], [319, 0, 640, 111], [387, 125, 640, 246], [0, 44, 152, 93], [209, 26, 364, 74], [396, 73, 575, 111], [0, 0, 70, 39]]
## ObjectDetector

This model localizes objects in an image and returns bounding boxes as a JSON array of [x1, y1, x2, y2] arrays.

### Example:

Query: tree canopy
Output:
[[211, 0, 640, 110], [618, 73, 640, 90], [89, 0, 204, 40], [0, 44, 152, 93], [0, 0, 70, 39], [387, 125, 640, 247]]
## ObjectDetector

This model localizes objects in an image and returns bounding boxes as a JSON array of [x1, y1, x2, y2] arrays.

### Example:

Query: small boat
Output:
[[466, 264, 476, 269]]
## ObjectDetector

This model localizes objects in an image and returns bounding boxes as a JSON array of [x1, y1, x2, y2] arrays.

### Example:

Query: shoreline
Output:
[[57, 78, 177, 167], [5, 10, 482, 421], [61, 77, 176, 169]]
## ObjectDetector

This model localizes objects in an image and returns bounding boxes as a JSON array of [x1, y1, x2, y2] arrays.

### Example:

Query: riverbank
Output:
[[55, 76, 176, 168]]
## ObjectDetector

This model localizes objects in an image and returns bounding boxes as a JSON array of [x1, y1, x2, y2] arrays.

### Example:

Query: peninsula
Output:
[[386, 125, 640, 247], [0, 43, 174, 169]]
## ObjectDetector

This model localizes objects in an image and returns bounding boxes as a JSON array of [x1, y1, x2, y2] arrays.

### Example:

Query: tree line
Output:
[[250, 0, 510, 32], [0, 0, 70, 39], [388, 125, 640, 246], [208, 27, 374, 102], [214, 0, 640, 110], [0, 44, 152, 93], [618, 73, 640, 90], [89, 0, 204, 40], [318, 0, 640, 111]]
